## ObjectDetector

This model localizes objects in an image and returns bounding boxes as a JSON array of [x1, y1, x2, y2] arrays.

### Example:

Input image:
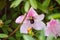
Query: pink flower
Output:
[[45, 19, 60, 37], [15, 7, 46, 33]]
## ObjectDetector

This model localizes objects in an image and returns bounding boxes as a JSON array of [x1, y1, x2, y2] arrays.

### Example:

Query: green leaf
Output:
[[46, 35, 54, 40], [16, 31, 21, 37], [12, 13, 18, 19], [8, 37, 16, 40], [57, 38, 60, 40], [10, 0, 22, 8], [37, 2, 48, 13], [7, 27, 13, 32], [16, 31, 20, 37], [39, 30, 45, 40], [15, 31, 22, 40], [2, 14, 6, 21], [56, 0, 60, 4], [29, 0, 37, 9], [23, 35, 35, 40], [24, 1, 30, 12], [2, 25, 9, 34], [0, 34, 8, 38], [5, 20, 12, 25], [47, 13, 60, 20], [42, 0, 50, 9]]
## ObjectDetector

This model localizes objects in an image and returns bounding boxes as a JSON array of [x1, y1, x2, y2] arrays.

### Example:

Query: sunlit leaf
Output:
[[46, 35, 54, 40], [56, 0, 60, 4], [29, 0, 37, 9], [39, 30, 45, 40], [23, 35, 35, 40], [24, 1, 30, 12], [42, 0, 50, 9], [10, 0, 22, 8], [0, 34, 8, 38], [37, 2, 48, 13], [47, 13, 60, 20]]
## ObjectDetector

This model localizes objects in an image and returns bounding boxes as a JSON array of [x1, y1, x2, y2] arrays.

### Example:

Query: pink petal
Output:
[[33, 20, 46, 30], [36, 14, 45, 21], [45, 27, 56, 37], [20, 24, 28, 33], [55, 22, 60, 36], [45, 27, 51, 36], [45, 26, 58, 37], [47, 19, 58, 35], [27, 7, 38, 17], [48, 19, 57, 27], [20, 21, 32, 33], [45, 19, 60, 37], [15, 15, 24, 23]]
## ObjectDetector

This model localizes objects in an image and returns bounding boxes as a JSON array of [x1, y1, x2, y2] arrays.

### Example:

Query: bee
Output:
[[29, 17, 34, 24], [30, 19, 34, 24]]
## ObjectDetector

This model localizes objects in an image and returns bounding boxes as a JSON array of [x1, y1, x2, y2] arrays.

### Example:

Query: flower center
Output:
[[29, 17, 34, 24], [27, 27, 32, 32], [30, 19, 34, 24], [27, 27, 34, 36]]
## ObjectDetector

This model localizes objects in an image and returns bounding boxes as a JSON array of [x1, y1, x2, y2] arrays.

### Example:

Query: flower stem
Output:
[[3, 12, 28, 40]]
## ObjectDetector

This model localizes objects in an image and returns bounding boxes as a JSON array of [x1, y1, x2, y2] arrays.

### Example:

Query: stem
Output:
[[3, 12, 28, 40]]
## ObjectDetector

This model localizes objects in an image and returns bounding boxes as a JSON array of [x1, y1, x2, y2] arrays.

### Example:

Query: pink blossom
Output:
[[45, 19, 60, 37], [15, 7, 46, 33]]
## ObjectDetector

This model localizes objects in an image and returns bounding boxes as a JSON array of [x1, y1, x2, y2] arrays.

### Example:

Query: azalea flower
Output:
[[15, 7, 46, 33], [45, 19, 60, 37]]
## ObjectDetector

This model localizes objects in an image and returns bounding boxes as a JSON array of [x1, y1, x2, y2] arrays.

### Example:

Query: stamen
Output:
[[29, 17, 33, 19], [27, 27, 34, 36], [27, 27, 32, 32]]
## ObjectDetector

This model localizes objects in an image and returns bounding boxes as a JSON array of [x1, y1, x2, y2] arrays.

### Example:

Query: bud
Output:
[[0, 20, 4, 27]]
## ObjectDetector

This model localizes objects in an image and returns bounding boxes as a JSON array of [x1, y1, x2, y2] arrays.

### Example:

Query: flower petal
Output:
[[36, 14, 45, 21], [45, 27, 56, 37], [55, 22, 60, 36], [45, 27, 50, 36], [15, 15, 24, 23], [45, 19, 60, 37], [20, 23, 28, 33], [33, 20, 46, 30], [27, 7, 38, 17], [20, 20, 32, 33]]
